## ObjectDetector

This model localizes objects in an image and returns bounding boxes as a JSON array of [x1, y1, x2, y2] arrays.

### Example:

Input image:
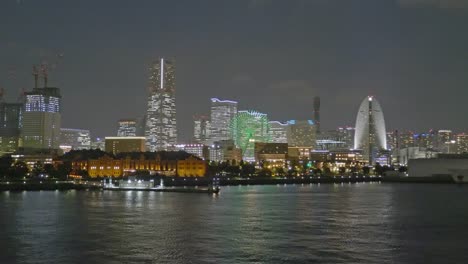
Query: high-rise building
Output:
[[21, 85, 61, 150], [455, 134, 468, 154], [60, 128, 91, 150], [414, 130, 436, 150], [193, 115, 211, 144], [313, 96, 320, 134], [437, 130, 452, 152], [117, 119, 137, 137], [398, 131, 415, 149], [230, 110, 270, 162], [145, 58, 177, 151], [210, 98, 237, 144], [268, 121, 288, 143], [287, 120, 316, 148], [354, 96, 387, 163], [0, 102, 23, 155]]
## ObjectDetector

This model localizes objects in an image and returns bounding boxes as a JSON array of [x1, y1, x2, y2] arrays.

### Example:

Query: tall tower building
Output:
[[193, 115, 211, 144], [210, 98, 237, 144], [313, 96, 320, 134], [354, 96, 387, 164], [0, 101, 23, 155], [144, 58, 177, 151], [21, 67, 61, 150], [117, 119, 137, 137]]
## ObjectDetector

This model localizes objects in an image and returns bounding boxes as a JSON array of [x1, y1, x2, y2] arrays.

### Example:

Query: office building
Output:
[[145, 58, 177, 151], [60, 128, 91, 150], [193, 115, 211, 144], [21, 77, 62, 150], [0, 102, 22, 155], [287, 120, 316, 148], [117, 119, 138, 137], [210, 98, 237, 144], [456, 133, 468, 154], [269, 121, 288, 143]]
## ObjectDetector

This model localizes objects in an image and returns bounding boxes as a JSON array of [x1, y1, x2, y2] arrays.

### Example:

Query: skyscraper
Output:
[[0, 102, 23, 155], [144, 58, 177, 151], [313, 96, 320, 134], [21, 69, 62, 150], [354, 96, 387, 163], [117, 119, 137, 137], [210, 98, 237, 144], [193, 115, 211, 144]]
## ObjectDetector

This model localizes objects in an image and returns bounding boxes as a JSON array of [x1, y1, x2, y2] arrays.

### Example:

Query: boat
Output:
[[102, 178, 220, 193]]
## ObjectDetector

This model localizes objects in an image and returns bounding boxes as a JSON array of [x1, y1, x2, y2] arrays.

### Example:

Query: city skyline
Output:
[[1, 0, 468, 140]]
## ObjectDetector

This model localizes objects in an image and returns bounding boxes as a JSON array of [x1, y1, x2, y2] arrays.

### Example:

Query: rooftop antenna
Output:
[[32, 65, 39, 88], [41, 64, 48, 88]]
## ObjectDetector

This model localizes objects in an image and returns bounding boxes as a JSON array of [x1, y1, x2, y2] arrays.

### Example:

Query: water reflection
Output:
[[0, 185, 467, 263]]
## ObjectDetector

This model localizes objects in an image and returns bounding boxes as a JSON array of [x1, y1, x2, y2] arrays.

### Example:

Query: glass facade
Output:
[[117, 119, 137, 137], [210, 98, 237, 144], [145, 58, 177, 151], [21, 87, 61, 149]]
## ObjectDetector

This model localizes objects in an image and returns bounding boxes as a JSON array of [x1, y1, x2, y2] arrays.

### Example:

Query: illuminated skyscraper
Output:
[[21, 87, 61, 150], [210, 98, 237, 144], [145, 58, 177, 151], [193, 115, 211, 144], [117, 119, 137, 137], [354, 96, 387, 163]]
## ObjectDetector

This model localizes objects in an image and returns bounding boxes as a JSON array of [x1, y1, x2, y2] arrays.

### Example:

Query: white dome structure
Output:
[[354, 96, 387, 163]]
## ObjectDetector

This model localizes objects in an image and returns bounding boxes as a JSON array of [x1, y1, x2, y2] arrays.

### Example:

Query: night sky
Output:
[[1, 0, 468, 141]]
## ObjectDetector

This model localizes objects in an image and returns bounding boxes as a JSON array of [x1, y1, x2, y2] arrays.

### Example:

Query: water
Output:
[[1, 183, 467, 264]]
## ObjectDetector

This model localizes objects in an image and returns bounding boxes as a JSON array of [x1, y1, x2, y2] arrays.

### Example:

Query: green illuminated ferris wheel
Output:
[[230, 110, 271, 161]]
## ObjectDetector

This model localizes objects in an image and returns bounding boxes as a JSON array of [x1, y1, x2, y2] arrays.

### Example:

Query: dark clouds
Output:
[[1, 0, 468, 141]]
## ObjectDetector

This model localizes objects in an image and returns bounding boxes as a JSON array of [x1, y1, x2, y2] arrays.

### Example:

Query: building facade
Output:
[[60, 128, 91, 150], [105, 137, 146, 155], [145, 58, 177, 151], [269, 121, 288, 143], [0, 102, 22, 155], [72, 154, 206, 177], [21, 87, 61, 150], [210, 98, 237, 144], [117, 119, 138, 137], [193, 115, 211, 144], [354, 96, 387, 164], [287, 120, 316, 148]]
